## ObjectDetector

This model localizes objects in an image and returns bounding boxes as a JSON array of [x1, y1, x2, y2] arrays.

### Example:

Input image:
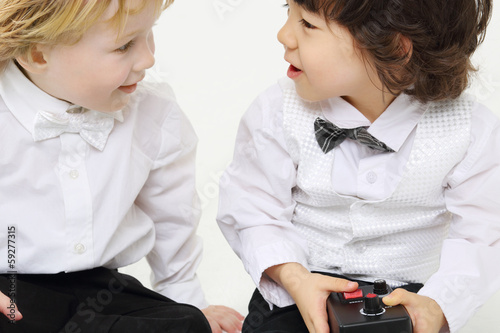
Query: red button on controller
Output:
[[343, 289, 363, 300]]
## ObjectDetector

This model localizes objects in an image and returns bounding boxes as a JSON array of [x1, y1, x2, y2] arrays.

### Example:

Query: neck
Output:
[[343, 89, 398, 123]]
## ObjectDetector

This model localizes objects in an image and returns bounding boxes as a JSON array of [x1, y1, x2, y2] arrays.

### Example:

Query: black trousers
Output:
[[242, 273, 423, 333], [0, 267, 211, 333]]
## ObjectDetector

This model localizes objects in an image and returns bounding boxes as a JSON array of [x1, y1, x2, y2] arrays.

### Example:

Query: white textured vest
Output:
[[282, 88, 472, 285]]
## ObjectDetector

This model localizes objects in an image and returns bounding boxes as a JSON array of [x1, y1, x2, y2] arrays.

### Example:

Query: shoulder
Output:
[[252, 79, 286, 110], [424, 94, 498, 134], [124, 80, 197, 162], [432, 93, 499, 125], [445, 96, 500, 186], [240, 79, 288, 128], [470, 98, 500, 131], [469, 98, 500, 150], [128, 79, 193, 132], [428, 94, 500, 149], [130, 80, 179, 118]]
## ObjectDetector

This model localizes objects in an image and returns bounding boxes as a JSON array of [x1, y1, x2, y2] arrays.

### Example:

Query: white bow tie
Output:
[[32, 107, 116, 151]]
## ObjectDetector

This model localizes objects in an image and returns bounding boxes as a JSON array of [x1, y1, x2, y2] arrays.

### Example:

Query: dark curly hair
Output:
[[293, 0, 492, 103]]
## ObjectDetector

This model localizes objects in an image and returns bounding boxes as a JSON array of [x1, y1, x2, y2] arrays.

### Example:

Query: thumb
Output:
[[383, 288, 412, 307]]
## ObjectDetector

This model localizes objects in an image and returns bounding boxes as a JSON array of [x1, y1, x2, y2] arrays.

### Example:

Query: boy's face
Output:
[[278, 1, 384, 108], [28, 0, 157, 112]]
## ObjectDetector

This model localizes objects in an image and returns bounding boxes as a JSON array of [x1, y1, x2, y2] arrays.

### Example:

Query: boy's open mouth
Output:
[[118, 83, 138, 94], [287, 64, 303, 79]]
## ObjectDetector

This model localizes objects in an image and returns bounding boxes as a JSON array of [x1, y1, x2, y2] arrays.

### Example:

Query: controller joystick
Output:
[[373, 279, 389, 296], [327, 279, 412, 333], [360, 293, 385, 316]]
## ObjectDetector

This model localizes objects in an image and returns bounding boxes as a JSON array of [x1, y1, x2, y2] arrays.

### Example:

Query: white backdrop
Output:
[[121, 1, 500, 331]]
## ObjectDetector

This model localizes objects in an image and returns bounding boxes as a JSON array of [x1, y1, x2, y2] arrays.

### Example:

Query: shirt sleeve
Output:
[[134, 93, 207, 309], [418, 102, 500, 333], [216, 84, 310, 308]]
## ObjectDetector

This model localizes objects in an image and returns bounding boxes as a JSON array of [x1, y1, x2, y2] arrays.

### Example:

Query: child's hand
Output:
[[202, 305, 244, 333], [289, 273, 358, 333], [266, 263, 358, 333], [383, 289, 446, 333], [0, 291, 22, 322]]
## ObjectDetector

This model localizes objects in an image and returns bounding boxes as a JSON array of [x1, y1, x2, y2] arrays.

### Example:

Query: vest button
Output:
[[357, 244, 367, 253], [366, 171, 378, 184]]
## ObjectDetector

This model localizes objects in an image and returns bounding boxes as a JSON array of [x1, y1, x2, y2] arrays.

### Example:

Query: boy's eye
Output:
[[300, 19, 316, 29], [116, 40, 135, 53]]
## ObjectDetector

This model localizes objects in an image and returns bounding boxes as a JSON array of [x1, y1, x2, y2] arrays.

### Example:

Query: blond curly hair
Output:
[[0, 0, 172, 71]]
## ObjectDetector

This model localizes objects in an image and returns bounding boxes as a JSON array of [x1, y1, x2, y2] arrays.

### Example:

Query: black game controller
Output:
[[327, 279, 412, 333]]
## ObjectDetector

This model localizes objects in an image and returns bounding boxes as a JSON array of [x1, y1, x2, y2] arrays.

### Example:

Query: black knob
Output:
[[362, 293, 384, 315], [373, 279, 388, 295]]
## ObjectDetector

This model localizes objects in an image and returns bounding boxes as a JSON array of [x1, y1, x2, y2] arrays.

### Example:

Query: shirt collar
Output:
[[0, 61, 123, 135], [319, 94, 427, 152]]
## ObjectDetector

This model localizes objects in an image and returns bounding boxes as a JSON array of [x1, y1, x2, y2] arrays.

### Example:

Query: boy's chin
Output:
[[294, 86, 327, 102], [94, 97, 130, 113]]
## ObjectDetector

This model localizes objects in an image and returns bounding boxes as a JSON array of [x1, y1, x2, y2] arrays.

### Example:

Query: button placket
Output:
[[58, 134, 94, 270], [69, 169, 80, 179], [74, 243, 86, 254]]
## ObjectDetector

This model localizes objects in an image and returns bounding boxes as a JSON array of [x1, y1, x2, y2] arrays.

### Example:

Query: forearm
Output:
[[265, 262, 310, 295]]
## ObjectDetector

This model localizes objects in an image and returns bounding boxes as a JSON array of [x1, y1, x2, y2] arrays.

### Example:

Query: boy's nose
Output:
[[277, 19, 297, 50], [141, 44, 155, 70], [142, 48, 155, 70], [135, 35, 156, 71]]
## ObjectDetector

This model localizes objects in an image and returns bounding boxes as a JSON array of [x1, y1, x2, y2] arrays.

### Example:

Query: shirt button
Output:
[[69, 170, 79, 179], [366, 171, 378, 184], [74, 243, 86, 254]]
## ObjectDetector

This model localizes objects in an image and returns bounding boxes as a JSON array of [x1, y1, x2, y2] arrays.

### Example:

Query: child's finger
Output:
[[202, 305, 244, 333], [205, 317, 223, 333], [214, 313, 243, 333], [319, 275, 358, 293], [214, 305, 245, 320], [0, 292, 22, 321]]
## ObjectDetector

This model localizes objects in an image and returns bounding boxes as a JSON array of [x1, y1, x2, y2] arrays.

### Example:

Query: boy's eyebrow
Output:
[[117, 28, 142, 41], [115, 28, 146, 44], [116, 20, 157, 42]]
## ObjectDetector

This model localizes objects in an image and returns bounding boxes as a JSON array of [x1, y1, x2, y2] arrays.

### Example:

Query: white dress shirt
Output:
[[0, 61, 207, 308], [217, 78, 500, 332]]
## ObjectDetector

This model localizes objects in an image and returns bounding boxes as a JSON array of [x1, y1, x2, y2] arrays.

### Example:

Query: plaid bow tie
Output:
[[314, 117, 394, 154], [32, 107, 115, 151]]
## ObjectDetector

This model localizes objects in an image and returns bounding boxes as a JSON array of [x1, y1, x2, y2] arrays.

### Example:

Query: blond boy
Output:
[[0, 1, 242, 332]]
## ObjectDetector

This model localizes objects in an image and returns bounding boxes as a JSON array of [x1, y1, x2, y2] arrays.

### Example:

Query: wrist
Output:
[[265, 262, 310, 292], [429, 298, 447, 329]]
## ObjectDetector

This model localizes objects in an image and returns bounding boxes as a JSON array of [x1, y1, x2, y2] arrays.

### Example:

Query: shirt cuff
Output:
[[245, 240, 310, 308]]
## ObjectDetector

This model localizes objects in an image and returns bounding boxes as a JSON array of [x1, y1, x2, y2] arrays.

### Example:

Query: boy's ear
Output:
[[15, 44, 49, 75], [399, 35, 413, 63]]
